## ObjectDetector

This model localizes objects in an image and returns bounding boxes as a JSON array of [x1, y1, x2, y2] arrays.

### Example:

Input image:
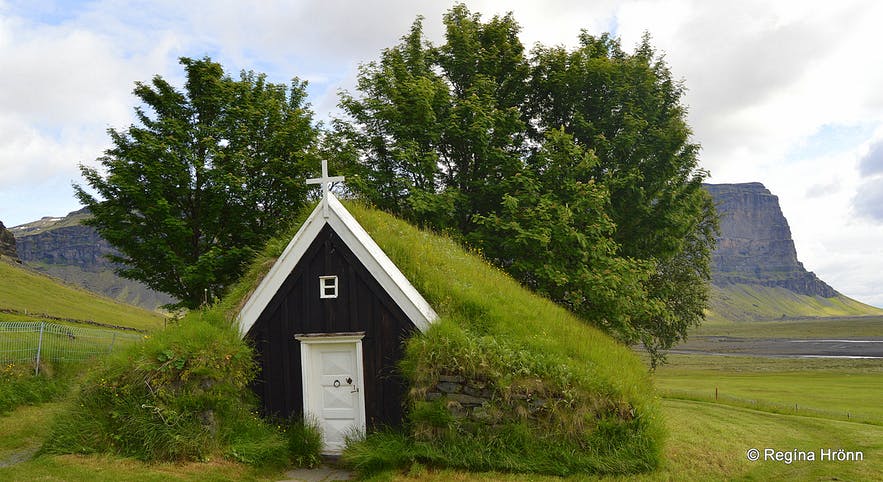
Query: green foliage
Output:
[[0, 362, 76, 414], [469, 129, 651, 338], [75, 57, 318, 309], [282, 417, 323, 468], [333, 5, 716, 366], [41, 311, 285, 466]]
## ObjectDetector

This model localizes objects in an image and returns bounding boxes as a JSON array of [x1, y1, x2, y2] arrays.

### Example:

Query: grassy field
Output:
[[655, 318, 883, 422], [373, 398, 883, 481], [1, 349, 880, 480], [691, 315, 883, 338], [3, 330, 880, 481], [5, 395, 879, 481], [655, 355, 883, 423], [0, 260, 164, 331]]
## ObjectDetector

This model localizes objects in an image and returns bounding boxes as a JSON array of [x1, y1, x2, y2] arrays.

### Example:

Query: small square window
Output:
[[319, 275, 338, 299]]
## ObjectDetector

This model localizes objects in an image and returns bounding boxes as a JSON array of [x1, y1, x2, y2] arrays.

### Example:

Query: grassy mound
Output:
[[224, 201, 664, 476], [41, 311, 289, 467]]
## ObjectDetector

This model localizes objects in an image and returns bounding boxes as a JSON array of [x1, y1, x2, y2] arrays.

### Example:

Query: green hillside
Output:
[[707, 284, 883, 324], [0, 259, 164, 331]]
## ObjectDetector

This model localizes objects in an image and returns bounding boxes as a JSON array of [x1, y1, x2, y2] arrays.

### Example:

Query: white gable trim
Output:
[[237, 195, 438, 337]]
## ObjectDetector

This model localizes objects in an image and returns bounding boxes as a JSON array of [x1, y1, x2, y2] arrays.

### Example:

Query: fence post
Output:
[[35, 321, 45, 375], [108, 332, 117, 354]]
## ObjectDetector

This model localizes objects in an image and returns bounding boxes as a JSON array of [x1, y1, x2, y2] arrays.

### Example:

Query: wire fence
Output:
[[661, 388, 880, 426], [0, 321, 143, 374]]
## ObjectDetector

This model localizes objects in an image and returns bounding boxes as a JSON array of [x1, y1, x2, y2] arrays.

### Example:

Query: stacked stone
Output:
[[423, 374, 550, 424]]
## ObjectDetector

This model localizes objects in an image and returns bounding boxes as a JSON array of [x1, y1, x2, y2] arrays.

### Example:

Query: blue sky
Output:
[[2, 0, 883, 306]]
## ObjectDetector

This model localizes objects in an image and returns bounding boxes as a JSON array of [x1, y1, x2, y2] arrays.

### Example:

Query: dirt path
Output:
[[278, 464, 352, 481], [0, 446, 38, 468]]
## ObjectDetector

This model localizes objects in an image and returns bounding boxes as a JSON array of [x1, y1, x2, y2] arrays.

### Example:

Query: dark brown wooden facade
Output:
[[245, 224, 418, 429]]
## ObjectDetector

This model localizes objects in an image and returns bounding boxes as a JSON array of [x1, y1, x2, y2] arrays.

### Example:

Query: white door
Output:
[[296, 334, 366, 454]]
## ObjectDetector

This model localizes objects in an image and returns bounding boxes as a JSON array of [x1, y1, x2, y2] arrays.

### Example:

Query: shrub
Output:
[[40, 311, 287, 466]]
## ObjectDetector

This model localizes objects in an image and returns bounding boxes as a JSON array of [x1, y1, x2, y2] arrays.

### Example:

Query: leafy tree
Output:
[[335, 5, 716, 366], [334, 7, 528, 232], [528, 33, 717, 365], [470, 129, 651, 336], [75, 57, 317, 308]]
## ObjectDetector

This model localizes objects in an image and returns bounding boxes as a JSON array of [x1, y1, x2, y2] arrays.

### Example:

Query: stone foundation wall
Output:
[[421, 374, 552, 425]]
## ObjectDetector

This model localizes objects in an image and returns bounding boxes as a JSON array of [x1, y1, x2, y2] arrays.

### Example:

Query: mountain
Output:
[[0, 220, 18, 261], [11, 209, 175, 311], [704, 182, 882, 321]]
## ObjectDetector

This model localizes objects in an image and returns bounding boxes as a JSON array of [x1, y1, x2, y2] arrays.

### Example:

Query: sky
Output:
[[1, 0, 882, 307]]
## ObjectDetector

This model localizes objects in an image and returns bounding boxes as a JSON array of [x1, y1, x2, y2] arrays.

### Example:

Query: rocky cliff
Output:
[[705, 182, 837, 298], [0, 220, 19, 261], [11, 209, 175, 310], [14, 209, 113, 268]]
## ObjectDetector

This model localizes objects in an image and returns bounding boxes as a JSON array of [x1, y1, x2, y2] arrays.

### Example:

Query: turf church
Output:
[[236, 161, 437, 453]]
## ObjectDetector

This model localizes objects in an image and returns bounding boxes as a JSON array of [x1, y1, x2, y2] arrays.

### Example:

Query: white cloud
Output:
[[858, 139, 883, 176], [1, 0, 883, 306], [0, 0, 183, 223]]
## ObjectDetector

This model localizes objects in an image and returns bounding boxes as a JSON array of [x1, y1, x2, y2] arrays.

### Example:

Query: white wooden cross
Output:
[[306, 159, 345, 218]]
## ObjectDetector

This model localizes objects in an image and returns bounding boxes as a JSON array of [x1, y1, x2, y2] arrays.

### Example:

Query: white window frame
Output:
[[319, 275, 338, 299]]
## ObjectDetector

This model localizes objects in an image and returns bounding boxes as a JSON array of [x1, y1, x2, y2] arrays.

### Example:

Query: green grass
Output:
[[1, 452, 275, 481], [5, 394, 881, 481], [25, 262, 173, 311], [0, 260, 164, 331], [648, 399, 883, 481], [7, 396, 880, 481], [0, 362, 79, 415], [0, 402, 65, 463], [707, 284, 883, 323]]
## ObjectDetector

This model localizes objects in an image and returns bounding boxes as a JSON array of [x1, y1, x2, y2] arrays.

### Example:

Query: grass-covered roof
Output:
[[224, 200, 663, 476]]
